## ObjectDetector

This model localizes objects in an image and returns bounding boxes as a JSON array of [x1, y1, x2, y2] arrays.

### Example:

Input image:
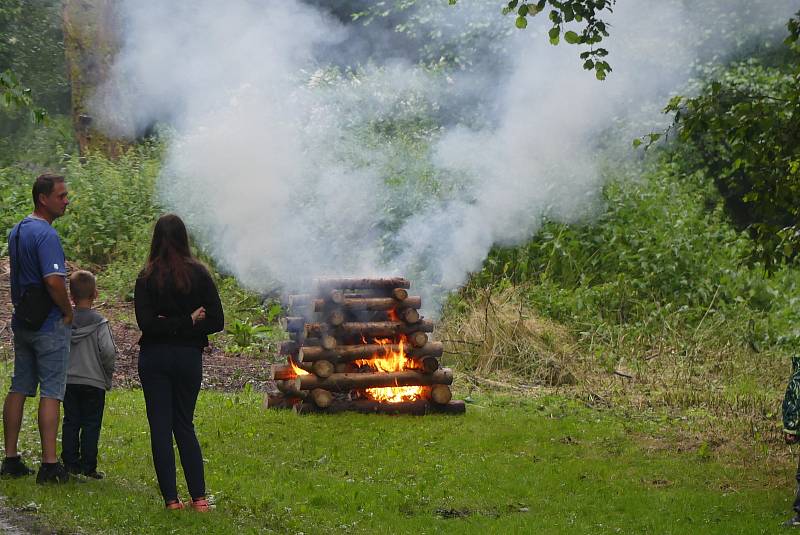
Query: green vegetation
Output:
[[1, 1, 800, 532]]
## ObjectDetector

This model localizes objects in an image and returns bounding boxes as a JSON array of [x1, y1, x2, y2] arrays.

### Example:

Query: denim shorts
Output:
[[10, 320, 70, 400]]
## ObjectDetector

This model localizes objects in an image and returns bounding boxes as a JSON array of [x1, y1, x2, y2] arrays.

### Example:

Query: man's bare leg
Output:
[[3, 392, 26, 458], [38, 398, 60, 463]]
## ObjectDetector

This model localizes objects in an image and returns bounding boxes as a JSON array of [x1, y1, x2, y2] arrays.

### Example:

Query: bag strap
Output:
[[12, 219, 23, 304]]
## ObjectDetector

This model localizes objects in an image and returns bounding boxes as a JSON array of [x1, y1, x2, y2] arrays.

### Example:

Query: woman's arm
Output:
[[193, 270, 224, 336], [134, 277, 192, 335]]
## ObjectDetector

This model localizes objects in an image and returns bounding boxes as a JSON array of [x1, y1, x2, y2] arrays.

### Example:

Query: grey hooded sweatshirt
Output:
[[68, 308, 117, 391]]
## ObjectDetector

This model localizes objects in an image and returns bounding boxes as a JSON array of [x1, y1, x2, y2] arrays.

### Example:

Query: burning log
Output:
[[263, 394, 303, 409], [279, 340, 300, 356], [408, 331, 428, 348], [314, 277, 411, 291], [311, 360, 335, 379], [311, 296, 422, 312], [280, 316, 306, 333], [327, 309, 346, 327], [310, 388, 334, 408], [293, 335, 338, 350], [400, 308, 420, 324], [417, 356, 440, 374], [277, 368, 453, 394], [294, 399, 466, 415], [288, 294, 311, 308], [305, 320, 434, 339], [271, 361, 313, 380], [299, 341, 444, 363], [272, 359, 335, 380], [334, 362, 357, 374], [425, 384, 452, 405], [392, 288, 409, 301]]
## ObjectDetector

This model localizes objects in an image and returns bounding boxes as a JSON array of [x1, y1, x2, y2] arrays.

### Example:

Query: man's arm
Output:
[[43, 275, 72, 325]]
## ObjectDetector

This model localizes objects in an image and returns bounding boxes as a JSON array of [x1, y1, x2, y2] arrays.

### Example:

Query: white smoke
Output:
[[91, 0, 798, 312]]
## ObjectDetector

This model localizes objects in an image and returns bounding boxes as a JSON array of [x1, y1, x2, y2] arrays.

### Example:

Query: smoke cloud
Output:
[[91, 0, 797, 312]]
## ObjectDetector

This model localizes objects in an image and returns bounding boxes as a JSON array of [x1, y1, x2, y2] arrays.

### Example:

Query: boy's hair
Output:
[[69, 270, 97, 301]]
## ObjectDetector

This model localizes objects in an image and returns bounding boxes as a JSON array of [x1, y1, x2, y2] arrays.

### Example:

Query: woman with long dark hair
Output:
[[134, 214, 223, 511]]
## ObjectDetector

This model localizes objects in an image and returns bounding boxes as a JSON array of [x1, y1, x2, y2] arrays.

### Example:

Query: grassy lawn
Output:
[[0, 361, 795, 535]]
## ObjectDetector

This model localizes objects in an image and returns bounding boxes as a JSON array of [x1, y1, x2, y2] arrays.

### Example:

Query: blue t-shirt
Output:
[[8, 216, 67, 331]]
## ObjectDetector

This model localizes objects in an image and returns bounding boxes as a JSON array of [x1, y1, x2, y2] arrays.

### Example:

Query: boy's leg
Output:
[[77, 386, 105, 474], [60, 384, 81, 470]]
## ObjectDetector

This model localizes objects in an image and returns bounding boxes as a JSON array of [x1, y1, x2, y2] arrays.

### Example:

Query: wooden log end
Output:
[[311, 359, 335, 379], [392, 288, 409, 301]]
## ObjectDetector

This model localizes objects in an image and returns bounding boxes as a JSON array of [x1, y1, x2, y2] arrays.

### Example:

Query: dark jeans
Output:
[[61, 383, 106, 473], [138, 344, 205, 503]]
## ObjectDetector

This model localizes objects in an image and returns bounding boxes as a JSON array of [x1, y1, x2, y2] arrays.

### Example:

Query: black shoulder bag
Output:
[[12, 220, 54, 330]]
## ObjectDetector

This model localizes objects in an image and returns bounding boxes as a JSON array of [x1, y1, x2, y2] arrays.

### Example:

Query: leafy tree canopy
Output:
[[652, 11, 800, 268], [450, 0, 615, 79]]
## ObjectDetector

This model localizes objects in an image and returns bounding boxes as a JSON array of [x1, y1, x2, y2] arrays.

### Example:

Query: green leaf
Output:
[[516, 15, 528, 29], [564, 30, 580, 44], [548, 26, 560, 44], [518, 4, 528, 16]]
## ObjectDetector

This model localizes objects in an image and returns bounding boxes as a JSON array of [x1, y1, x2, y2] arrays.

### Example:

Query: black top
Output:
[[134, 263, 224, 348]]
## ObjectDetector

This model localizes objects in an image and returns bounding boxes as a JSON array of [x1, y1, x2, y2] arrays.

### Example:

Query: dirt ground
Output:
[[0, 258, 276, 392]]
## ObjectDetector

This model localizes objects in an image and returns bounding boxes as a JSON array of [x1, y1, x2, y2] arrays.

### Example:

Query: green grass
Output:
[[0, 362, 795, 534]]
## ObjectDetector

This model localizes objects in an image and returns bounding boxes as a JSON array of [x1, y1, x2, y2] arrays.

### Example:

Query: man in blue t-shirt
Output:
[[1, 173, 73, 484]]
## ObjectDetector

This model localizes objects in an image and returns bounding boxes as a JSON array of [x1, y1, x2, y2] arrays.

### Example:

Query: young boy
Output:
[[61, 270, 117, 479]]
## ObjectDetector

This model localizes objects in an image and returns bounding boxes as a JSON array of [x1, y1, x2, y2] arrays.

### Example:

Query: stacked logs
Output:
[[266, 277, 465, 415]]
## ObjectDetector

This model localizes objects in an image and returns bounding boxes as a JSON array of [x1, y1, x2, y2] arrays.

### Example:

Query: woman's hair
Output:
[[142, 214, 197, 292]]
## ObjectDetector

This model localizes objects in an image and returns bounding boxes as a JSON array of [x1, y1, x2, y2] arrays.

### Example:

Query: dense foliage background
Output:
[[0, 0, 798, 400]]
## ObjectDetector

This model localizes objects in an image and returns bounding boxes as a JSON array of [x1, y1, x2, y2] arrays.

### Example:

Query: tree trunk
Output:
[[62, 0, 129, 157]]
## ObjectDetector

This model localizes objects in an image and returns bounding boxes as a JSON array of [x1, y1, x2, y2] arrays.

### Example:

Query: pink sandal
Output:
[[165, 499, 184, 510], [190, 497, 210, 512]]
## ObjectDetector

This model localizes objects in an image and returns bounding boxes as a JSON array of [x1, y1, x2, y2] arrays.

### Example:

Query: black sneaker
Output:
[[36, 462, 70, 484], [0, 456, 34, 478], [83, 470, 104, 480], [784, 514, 800, 527]]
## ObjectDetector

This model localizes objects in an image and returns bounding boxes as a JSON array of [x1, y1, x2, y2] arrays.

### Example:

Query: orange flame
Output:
[[288, 356, 310, 376], [354, 336, 423, 403]]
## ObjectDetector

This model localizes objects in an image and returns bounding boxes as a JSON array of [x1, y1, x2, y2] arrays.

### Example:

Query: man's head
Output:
[[69, 270, 97, 306], [32, 173, 69, 222]]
